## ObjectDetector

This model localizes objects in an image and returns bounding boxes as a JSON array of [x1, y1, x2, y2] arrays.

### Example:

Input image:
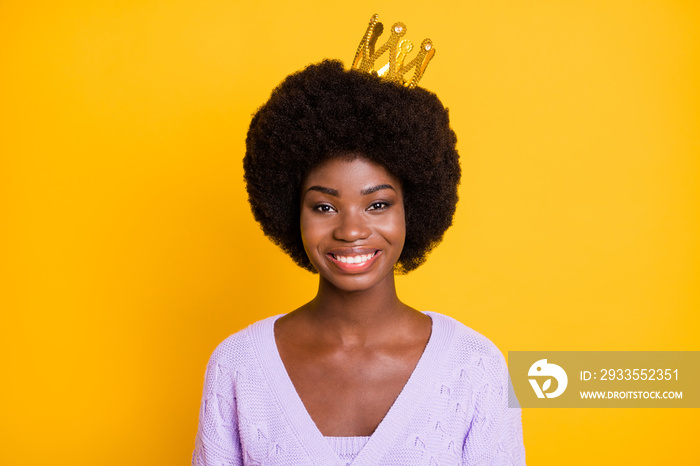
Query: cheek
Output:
[[382, 208, 406, 247], [398, 209, 407, 250], [299, 214, 314, 248], [398, 218, 407, 246], [299, 213, 326, 254]]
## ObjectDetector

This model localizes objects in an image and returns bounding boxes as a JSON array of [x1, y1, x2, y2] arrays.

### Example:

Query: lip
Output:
[[326, 249, 381, 274], [327, 247, 379, 255]]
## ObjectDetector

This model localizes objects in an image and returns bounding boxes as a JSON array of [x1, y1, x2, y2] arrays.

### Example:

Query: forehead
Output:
[[302, 156, 402, 193]]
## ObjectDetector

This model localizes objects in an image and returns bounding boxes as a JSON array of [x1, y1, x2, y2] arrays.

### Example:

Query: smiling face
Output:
[[300, 156, 406, 293]]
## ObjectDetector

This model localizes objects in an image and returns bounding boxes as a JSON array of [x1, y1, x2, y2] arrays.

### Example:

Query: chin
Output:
[[318, 266, 395, 293]]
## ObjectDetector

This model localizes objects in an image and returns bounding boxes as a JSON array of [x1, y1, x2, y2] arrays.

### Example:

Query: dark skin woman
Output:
[[275, 155, 432, 437]]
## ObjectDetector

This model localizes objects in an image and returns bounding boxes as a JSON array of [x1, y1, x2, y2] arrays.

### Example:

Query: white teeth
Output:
[[334, 251, 376, 264]]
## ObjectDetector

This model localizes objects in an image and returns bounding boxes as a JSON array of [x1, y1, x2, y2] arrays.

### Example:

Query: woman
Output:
[[193, 56, 525, 465]]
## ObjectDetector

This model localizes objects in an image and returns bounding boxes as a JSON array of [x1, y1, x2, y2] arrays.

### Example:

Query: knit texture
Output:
[[193, 312, 525, 465], [326, 437, 370, 463]]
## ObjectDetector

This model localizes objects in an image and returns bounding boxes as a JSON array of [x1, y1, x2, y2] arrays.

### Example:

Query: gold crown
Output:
[[351, 14, 435, 89]]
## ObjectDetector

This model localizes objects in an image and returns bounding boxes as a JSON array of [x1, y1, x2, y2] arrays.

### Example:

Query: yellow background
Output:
[[1, 1, 698, 464]]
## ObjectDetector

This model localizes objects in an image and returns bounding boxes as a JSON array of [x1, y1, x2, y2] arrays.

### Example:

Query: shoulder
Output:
[[204, 314, 282, 372], [426, 311, 505, 358], [426, 311, 509, 382]]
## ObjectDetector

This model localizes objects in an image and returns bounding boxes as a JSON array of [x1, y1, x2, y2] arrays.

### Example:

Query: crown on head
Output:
[[351, 14, 435, 89]]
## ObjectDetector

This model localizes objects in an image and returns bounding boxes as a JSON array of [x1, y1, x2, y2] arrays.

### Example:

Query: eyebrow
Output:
[[360, 184, 396, 195], [306, 184, 396, 197]]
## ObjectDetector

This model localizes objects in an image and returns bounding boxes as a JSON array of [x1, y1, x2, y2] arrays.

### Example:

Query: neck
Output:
[[304, 273, 412, 345]]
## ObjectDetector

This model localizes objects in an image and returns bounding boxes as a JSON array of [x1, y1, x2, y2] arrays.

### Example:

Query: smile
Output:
[[327, 250, 380, 271]]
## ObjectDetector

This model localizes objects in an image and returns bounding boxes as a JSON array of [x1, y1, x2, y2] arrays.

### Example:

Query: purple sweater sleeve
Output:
[[192, 350, 244, 465]]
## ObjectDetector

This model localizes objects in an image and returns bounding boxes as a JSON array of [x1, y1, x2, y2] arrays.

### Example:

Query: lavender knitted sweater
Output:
[[193, 312, 525, 465]]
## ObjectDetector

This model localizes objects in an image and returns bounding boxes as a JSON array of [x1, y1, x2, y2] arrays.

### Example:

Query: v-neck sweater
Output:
[[193, 312, 525, 465]]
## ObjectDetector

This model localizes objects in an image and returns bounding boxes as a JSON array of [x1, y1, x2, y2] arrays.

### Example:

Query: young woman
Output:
[[193, 59, 525, 465]]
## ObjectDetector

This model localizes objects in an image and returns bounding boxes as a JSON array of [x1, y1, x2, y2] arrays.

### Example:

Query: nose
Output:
[[333, 210, 371, 242]]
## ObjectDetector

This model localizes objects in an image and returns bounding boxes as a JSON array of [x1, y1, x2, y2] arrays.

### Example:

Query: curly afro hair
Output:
[[244, 60, 460, 273]]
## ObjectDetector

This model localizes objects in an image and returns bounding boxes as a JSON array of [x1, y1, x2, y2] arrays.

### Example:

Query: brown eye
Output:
[[314, 204, 335, 213], [368, 202, 390, 211]]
